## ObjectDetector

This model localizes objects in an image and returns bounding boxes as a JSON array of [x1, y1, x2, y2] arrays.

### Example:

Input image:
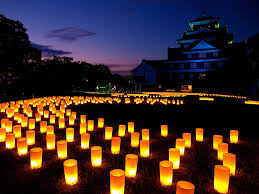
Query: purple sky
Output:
[[1, 0, 259, 75]]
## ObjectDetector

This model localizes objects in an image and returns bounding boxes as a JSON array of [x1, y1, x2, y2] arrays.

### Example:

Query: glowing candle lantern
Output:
[[57, 140, 67, 159], [128, 122, 134, 133], [140, 140, 149, 157], [71, 112, 76, 118], [81, 133, 90, 149], [213, 135, 223, 150], [26, 130, 35, 145], [22, 117, 28, 127], [6, 133, 15, 149], [49, 115, 56, 124], [66, 128, 74, 142], [182, 133, 191, 148], [35, 113, 41, 122], [56, 110, 60, 117], [46, 134, 56, 150], [80, 123, 87, 134], [125, 154, 138, 178], [30, 147, 43, 169], [91, 146, 102, 167], [131, 132, 140, 147], [69, 116, 75, 125], [169, 148, 180, 169], [196, 128, 203, 141], [0, 128, 6, 142], [28, 118, 35, 130], [110, 169, 125, 194], [223, 153, 236, 175], [44, 110, 49, 118], [60, 112, 65, 119], [142, 129, 149, 140], [218, 143, 228, 161], [13, 125, 21, 138], [118, 125, 126, 137], [230, 130, 239, 143], [111, 137, 121, 154], [5, 120, 13, 132], [98, 118, 104, 128], [17, 137, 28, 155], [59, 118, 65, 129], [1, 118, 8, 128], [214, 165, 230, 193], [40, 121, 47, 133], [88, 120, 94, 131], [159, 160, 173, 186], [63, 159, 78, 185], [18, 114, 23, 123], [176, 181, 195, 194], [66, 109, 71, 116], [175, 138, 185, 156], [161, 125, 168, 137], [105, 127, 113, 140], [80, 115, 86, 123]]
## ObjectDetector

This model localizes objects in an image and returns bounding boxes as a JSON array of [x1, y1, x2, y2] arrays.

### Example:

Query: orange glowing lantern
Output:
[[28, 118, 35, 130], [175, 138, 185, 156], [110, 169, 125, 194], [98, 118, 104, 128], [80, 123, 87, 134], [0, 128, 6, 142], [1, 118, 8, 128], [223, 153, 236, 175], [71, 112, 76, 118], [57, 140, 67, 159], [26, 130, 35, 145], [69, 116, 75, 125], [169, 148, 180, 169], [59, 118, 65, 129], [182, 133, 191, 148], [46, 134, 56, 150], [81, 133, 90, 149], [66, 128, 74, 142], [35, 113, 41, 122], [13, 125, 21, 138], [22, 117, 28, 127], [230, 130, 239, 143], [159, 160, 173, 186], [44, 110, 49, 118], [40, 121, 47, 133], [5, 120, 13, 132], [80, 115, 86, 123], [111, 137, 121, 154], [213, 135, 223, 150], [196, 128, 203, 141], [214, 165, 230, 193], [63, 159, 78, 185], [47, 125, 54, 135], [88, 120, 94, 131], [49, 115, 56, 124], [131, 132, 140, 147], [142, 129, 149, 140], [66, 109, 71, 116], [105, 127, 113, 140], [161, 125, 168, 137], [140, 140, 149, 157], [128, 122, 134, 133], [17, 137, 28, 156], [91, 146, 102, 167], [125, 154, 138, 178], [118, 125, 126, 137], [218, 143, 228, 161], [30, 147, 43, 169], [6, 133, 15, 149], [176, 181, 195, 194]]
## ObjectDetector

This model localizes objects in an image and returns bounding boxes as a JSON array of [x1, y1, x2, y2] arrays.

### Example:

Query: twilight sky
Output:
[[1, 0, 259, 74]]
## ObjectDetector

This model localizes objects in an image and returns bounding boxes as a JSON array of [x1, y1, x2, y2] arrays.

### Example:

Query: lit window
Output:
[[199, 52, 206, 58]]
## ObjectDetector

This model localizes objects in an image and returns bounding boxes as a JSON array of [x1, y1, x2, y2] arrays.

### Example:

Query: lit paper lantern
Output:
[[214, 165, 230, 193], [66, 128, 74, 142], [57, 140, 67, 159], [28, 118, 35, 130], [46, 134, 56, 150], [0, 128, 6, 142], [69, 116, 75, 125], [161, 125, 168, 137], [47, 125, 54, 135], [49, 115, 56, 124], [44, 110, 49, 118], [111, 137, 121, 154], [13, 125, 21, 138], [230, 130, 239, 143], [140, 140, 149, 157], [35, 113, 41, 122], [81, 133, 90, 149], [21, 117, 28, 127], [128, 122, 134, 133], [196, 128, 203, 141], [88, 120, 94, 131], [105, 127, 113, 140], [182, 133, 191, 148], [71, 112, 76, 118], [66, 109, 71, 116], [30, 147, 43, 169], [80, 115, 86, 123], [26, 130, 35, 145], [80, 123, 87, 134], [176, 181, 195, 194], [17, 137, 28, 156], [213, 135, 223, 150], [40, 121, 47, 133], [159, 160, 173, 186], [59, 118, 65, 129], [175, 138, 185, 156], [118, 125, 126, 137], [63, 159, 78, 185], [142, 129, 149, 140], [5, 120, 13, 132], [6, 133, 15, 149], [223, 153, 236, 175], [218, 143, 228, 161], [169, 148, 180, 169], [131, 132, 140, 147], [110, 169, 125, 194], [1, 118, 8, 128], [91, 146, 102, 167], [98, 118, 104, 128], [125, 154, 138, 178]]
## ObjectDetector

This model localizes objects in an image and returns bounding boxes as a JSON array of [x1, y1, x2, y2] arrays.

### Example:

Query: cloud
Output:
[[45, 27, 96, 42], [31, 43, 72, 57]]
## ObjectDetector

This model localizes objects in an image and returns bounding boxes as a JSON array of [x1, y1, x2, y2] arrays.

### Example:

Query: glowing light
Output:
[[63, 159, 78, 185], [159, 160, 173, 186], [214, 165, 230, 193], [125, 154, 138, 178], [110, 169, 125, 194], [30, 147, 43, 169], [91, 146, 102, 167], [176, 181, 195, 194], [169, 148, 180, 169], [161, 125, 168, 137]]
